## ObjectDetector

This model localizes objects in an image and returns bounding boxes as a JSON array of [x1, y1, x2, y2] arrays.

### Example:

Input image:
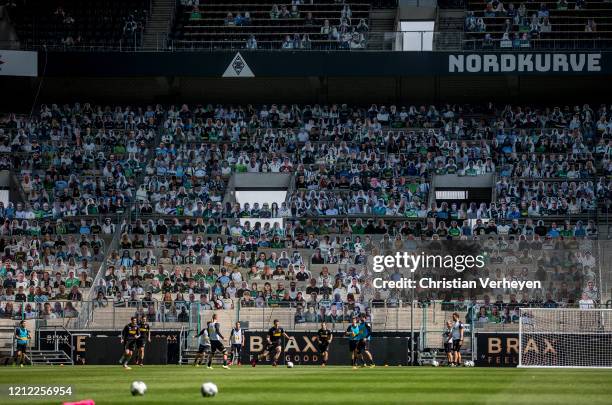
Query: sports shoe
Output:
[[250, 356, 257, 367], [195, 363, 200, 367], [20, 364, 24, 368], [123, 365, 132, 370], [138, 364, 144, 367], [352, 366, 357, 370], [206, 366, 213, 370], [369, 364, 376, 368], [222, 365, 229, 370]]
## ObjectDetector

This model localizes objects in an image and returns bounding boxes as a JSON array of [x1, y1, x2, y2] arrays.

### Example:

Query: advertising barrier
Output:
[[475, 332, 612, 367], [242, 331, 417, 366], [38, 329, 180, 365], [38, 51, 612, 77], [0, 50, 37, 77]]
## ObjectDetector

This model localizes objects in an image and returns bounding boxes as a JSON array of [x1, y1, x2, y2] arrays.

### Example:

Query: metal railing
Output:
[[9, 30, 612, 52]]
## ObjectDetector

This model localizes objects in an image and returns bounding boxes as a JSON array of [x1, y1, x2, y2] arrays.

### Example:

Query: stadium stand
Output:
[[463, 0, 612, 50], [171, 1, 374, 50], [5, 0, 150, 49], [0, 102, 607, 344]]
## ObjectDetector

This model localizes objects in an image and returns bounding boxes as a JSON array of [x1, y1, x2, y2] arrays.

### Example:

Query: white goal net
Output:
[[518, 308, 612, 368]]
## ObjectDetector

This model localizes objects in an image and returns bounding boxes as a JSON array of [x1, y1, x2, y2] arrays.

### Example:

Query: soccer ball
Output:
[[201, 382, 218, 397], [286, 361, 294, 368], [431, 360, 439, 367], [464, 360, 475, 367], [130, 381, 147, 396]]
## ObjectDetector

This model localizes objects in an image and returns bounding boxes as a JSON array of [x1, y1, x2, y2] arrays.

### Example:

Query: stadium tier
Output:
[[0, 103, 608, 333], [1, 1, 612, 402], [464, 0, 612, 50], [5, 0, 150, 50], [172, 1, 373, 50]]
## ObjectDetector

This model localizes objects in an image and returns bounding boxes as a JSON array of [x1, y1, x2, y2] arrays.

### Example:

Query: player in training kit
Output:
[[443, 320, 453, 366], [229, 322, 244, 366], [316, 322, 333, 367], [345, 317, 361, 369], [135, 317, 151, 366], [251, 319, 290, 367], [194, 322, 212, 367], [207, 314, 230, 369], [119, 317, 140, 369], [357, 314, 374, 368], [451, 312, 464, 366], [14, 320, 31, 367]]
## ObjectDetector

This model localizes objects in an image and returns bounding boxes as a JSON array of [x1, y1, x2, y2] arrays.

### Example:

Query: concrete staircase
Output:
[[0, 325, 14, 360], [29, 350, 73, 366], [142, 0, 175, 50], [435, 9, 464, 51], [367, 8, 397, 50]]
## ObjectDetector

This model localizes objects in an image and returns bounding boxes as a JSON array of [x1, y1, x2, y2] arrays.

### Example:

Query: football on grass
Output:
[[201, 382, 218, 397], [286, 361, 294, 368], [130, 381, 147, 396]]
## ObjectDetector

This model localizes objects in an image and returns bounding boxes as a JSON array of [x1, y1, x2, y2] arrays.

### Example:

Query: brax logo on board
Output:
[[222, 52, 255, 78], [448, 53, 602, 73]]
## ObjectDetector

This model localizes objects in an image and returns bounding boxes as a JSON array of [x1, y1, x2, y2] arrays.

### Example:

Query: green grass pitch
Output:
[[1, 365, 611, 404]]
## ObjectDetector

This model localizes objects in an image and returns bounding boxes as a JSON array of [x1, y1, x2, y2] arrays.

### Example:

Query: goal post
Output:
[[518, 308, 612, 368]]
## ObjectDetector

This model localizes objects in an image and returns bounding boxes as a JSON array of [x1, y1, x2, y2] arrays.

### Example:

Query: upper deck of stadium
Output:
[[2, 0, 612, 52]]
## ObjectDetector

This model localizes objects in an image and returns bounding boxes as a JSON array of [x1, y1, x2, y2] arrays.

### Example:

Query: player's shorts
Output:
[[197, 344, 211, 354], [15, 343, 27, 353], [232, 343, 242, 353], [349, 340, 359, 352], [357, 339, 369, 353], [452, 339, 462, 352], [124, 340, 138, 352], [266, 340, 282, 352], [444, 342, 453, 353], [318, 341, 329, 353], [210, 340, 227, 354], [136, 339, 146, 349]]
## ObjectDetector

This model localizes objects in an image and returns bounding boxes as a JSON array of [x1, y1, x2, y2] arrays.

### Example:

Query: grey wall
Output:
[[234, 173, 291, 189], [435, 174, 494, 188]]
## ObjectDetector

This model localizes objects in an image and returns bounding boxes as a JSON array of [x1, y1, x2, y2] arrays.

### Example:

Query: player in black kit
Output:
[[316, 322, 333, 367], [251, 319, 290, 367], [135, 316, 151, 366], [119, 317, 140, 369]]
